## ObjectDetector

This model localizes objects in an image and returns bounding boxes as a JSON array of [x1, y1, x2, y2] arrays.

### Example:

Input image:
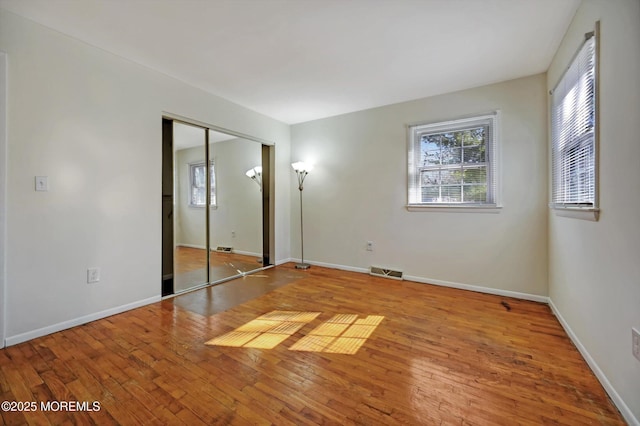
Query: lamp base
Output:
[[295, 263, 311, 270]]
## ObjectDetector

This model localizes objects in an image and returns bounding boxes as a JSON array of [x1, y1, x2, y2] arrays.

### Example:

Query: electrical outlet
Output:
[[633, 328, 640, 361], [366, 241, 373, 251], [87, 267, 100, 284], [231, 231, 236, 238]]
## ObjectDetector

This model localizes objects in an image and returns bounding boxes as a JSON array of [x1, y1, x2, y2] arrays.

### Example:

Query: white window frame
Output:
[[407, 112, 501, 212], [188, 160, 217, 208], [550, 24, 599, 221]]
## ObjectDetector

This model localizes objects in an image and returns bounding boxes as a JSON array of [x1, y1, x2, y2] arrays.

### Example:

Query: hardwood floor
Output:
[[174, 247, 264, 292], [0, 264, 624, 425]]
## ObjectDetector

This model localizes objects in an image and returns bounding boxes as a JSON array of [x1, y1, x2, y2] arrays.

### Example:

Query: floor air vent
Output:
[[370, 266, 403, 280], [216, 246, 233, 253]]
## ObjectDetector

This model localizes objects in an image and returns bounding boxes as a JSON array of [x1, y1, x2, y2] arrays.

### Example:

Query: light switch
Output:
[[35, 176, 49, 192]]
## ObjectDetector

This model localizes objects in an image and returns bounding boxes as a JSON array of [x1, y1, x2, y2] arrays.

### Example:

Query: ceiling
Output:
[[0, 0, 580, 124]]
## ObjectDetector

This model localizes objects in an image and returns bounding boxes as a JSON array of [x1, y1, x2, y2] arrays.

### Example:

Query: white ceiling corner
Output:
[[0, 0, 581, 124]]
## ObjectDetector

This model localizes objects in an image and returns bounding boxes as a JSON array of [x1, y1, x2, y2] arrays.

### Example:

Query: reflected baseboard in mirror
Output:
[[174, 246, 263, 293]]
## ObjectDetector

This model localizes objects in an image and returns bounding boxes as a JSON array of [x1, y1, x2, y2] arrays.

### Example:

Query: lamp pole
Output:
[[292, 162, 311, 269], [298, 183, 308, 269]]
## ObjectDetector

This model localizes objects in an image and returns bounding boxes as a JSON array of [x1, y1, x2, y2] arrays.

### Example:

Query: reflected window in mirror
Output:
[[189, 161, 216, 207]]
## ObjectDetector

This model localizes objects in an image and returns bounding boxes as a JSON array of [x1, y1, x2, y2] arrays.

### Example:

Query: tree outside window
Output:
[[408, 113, 498, 208]]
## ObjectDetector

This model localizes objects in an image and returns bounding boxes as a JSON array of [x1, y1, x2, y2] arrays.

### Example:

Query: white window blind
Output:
[[551, 33, 597, 208]]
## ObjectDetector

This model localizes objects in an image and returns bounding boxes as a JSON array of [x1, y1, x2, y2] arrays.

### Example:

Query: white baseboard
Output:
[[404, 274, 550, 303], [232, 249, 261, 258], [293, 259, 635, 423], [308, 260, 369, 274], [291, 258, 369, 274], [4, 296, 161, 347], [176, 243, 206, 250], [177, 244, 261, 258], [549, 299, 639, 426], [285, 259, 548, 302]]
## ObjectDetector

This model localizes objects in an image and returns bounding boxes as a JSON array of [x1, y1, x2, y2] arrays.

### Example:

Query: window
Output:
[[189, 161, 216, 207], [408, 113, 499, 209], [550, 29, 598, 214]]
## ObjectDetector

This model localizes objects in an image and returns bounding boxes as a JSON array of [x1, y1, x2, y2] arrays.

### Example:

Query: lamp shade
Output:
[[291, 162, 312, 173], [245, 166, 262, 178]]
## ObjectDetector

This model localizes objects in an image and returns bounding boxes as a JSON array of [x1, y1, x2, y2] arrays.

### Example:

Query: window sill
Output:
[[551, 206, 599, 221], [406, 204, 502, 213]]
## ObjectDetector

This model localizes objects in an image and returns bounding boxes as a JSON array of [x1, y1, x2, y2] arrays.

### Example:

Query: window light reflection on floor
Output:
[[205, 311, 320, 349], [205, 311, 384, 354], [289, 314, 384, 354]]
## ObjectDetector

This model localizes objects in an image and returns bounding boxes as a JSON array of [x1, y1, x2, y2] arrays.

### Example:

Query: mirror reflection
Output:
[[172, 122, 263, 293]]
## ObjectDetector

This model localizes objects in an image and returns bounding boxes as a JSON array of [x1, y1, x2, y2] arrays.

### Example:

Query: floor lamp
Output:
[[292, 161, 312, 270]]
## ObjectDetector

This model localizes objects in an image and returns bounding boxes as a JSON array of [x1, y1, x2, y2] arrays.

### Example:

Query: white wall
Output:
[[291, 74, 548, 298], [209, 138, 263, 255], [547, 0, 640, 423], [0, 51, 6, 348], [0, 9, 290, 342]]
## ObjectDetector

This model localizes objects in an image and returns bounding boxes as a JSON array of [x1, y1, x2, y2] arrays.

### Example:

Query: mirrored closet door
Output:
[[162, 118, 271, 296]]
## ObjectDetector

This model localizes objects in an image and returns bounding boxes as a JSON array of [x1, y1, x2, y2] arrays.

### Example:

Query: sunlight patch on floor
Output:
[[205, 310, 320, 349], [206, 311, 384, 354], [289, 314, 384, 354]]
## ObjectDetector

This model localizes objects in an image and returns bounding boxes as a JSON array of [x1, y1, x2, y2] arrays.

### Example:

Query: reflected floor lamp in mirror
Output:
[[292, 162, 312, 270], [245, 166, 262, 191], [245, 165, 263, 264]]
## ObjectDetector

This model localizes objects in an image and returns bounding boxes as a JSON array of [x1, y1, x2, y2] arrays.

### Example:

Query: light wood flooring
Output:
[[0, 264, 625, 425]]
